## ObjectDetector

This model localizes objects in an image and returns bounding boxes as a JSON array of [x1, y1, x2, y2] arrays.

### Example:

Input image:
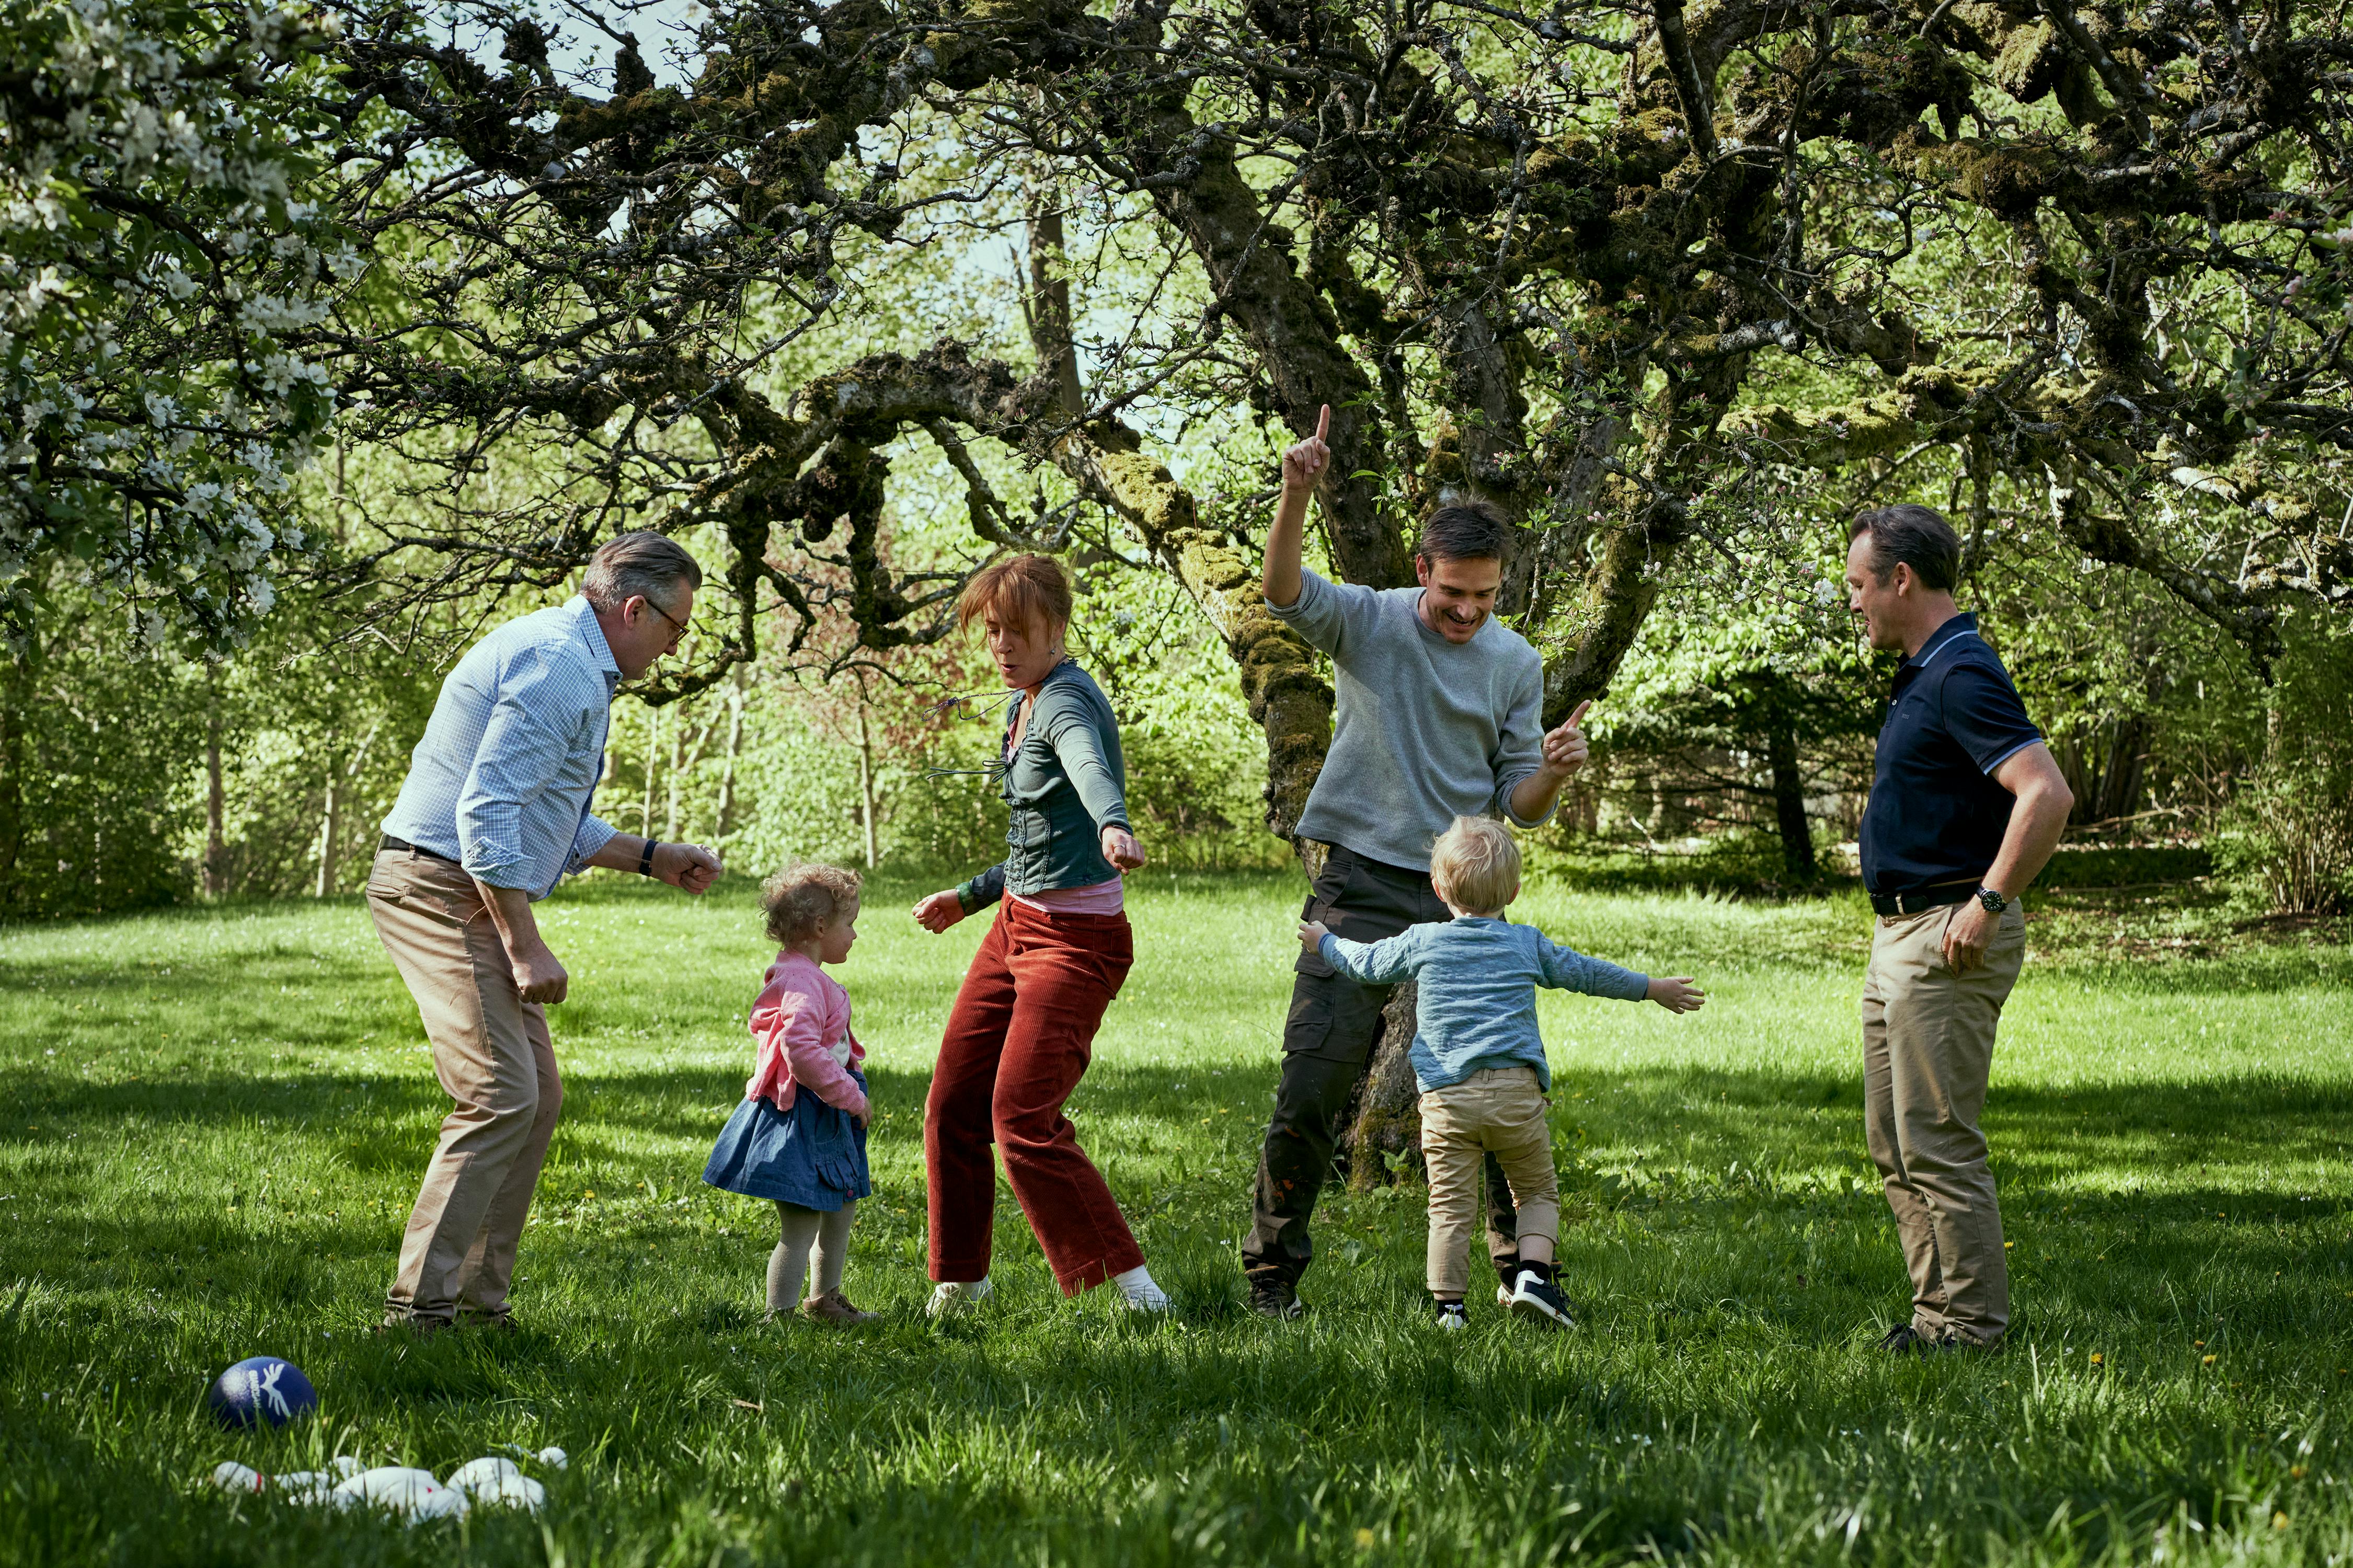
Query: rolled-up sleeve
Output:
[[566, 812, 617, 878], [456, 649, 572, 889], [1491, 663, 1556, 828]]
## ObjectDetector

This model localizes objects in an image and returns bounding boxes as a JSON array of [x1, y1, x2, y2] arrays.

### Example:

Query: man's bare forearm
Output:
[[474, 878, 548, 959], [1984, 744, 2074, 898], [1264, 484, 1310, 609], [586, 832, 651, 873], [1508, 766, 1568, 826]]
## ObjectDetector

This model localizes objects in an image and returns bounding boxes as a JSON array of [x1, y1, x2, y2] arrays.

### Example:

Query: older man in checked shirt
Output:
[[370, 532, 723, 1334]]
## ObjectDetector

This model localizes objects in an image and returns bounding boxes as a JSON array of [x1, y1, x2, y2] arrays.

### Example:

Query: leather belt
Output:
[[380, 834, 461, 866], [1869, 883, 1975, 917]]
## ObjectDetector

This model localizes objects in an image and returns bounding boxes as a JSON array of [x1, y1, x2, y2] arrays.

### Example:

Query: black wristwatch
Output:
[[1975, 885, 2007, 914], [638, 839, 659, 877]]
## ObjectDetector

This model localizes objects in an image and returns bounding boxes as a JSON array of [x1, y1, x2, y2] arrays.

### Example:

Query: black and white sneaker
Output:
[[1506, 1269, 1576, 1329], [1491, 1255, 1521, 1310], [1433, 1300, 1469, 1332], [1248, 1277, 1303, 1320]]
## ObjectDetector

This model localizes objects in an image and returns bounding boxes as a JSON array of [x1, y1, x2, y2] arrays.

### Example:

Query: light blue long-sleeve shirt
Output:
[[381, 596, 620, 898], [1318, 917, 1650, 1092]]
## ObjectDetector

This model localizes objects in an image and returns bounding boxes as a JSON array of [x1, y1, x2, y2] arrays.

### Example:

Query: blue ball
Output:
[[206, 1356, 317, 1429]]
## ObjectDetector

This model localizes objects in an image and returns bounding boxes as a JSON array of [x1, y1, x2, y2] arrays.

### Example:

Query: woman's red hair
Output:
[[956, 554, 1073, 636]]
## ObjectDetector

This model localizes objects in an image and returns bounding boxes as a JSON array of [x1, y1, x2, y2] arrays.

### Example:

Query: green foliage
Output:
[[0, 582, 204, 917], [2, 880, 2349, 1562], [2216, 616, 2353, 916]]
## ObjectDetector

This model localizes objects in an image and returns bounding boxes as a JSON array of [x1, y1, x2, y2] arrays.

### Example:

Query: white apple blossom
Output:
[[0, 0, 364, 651]]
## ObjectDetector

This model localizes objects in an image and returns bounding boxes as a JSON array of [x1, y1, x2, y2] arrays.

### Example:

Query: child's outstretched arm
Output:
[[1299, 919, 1424, 984], [1533, 935, 1706, 1015]]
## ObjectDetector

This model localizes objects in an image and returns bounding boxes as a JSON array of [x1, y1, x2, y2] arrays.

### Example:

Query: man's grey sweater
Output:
[[1269, 569, 1553, 871]]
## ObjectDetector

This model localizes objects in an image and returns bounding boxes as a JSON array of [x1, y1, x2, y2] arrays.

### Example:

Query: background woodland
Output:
[[2, 0, 2348, 923]]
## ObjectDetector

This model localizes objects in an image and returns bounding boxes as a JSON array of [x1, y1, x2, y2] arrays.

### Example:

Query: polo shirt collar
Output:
[[1904, 612, 1980, 672], [565, 594, 623, 686]]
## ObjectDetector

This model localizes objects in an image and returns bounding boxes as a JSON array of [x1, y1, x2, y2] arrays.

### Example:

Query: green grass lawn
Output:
[[2, 871, 2349, 1566]]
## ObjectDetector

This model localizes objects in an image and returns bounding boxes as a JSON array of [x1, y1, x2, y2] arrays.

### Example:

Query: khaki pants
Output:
[[1861, 901, 2025, 1346], [365, 849, 563, 1325], [1420, 1067, 1559, 1298]]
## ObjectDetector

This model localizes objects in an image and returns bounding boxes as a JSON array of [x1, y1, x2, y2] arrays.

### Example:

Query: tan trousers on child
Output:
[[1420, 1066, 1559, 1298], [366, 848, 563, 1326], [1861, 901, 2026, 1347]]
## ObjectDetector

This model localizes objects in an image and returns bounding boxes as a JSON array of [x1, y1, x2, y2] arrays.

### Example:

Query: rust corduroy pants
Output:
[[925, 899, 1143, 1294]]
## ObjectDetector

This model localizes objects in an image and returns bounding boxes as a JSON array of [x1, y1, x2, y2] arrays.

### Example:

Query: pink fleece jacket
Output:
[[744, 952, 868, 1121]]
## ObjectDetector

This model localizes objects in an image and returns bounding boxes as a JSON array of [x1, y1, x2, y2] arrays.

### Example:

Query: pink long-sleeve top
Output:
[[744, 952, 868, 1121]]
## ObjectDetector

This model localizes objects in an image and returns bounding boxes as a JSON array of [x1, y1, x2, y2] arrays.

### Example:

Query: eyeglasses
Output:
[[642, 595, 692, 650]]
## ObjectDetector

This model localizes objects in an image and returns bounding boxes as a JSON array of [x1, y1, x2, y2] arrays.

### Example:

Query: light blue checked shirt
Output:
[[1319, 917, 1650, 1093], [382, 596, 621, 899]]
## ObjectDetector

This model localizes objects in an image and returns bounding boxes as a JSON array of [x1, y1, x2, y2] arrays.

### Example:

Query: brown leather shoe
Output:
[[800, 1289, 880, 1327]]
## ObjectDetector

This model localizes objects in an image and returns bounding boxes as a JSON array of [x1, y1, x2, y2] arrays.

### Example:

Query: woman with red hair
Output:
[[911, 554, 1169, 1315]]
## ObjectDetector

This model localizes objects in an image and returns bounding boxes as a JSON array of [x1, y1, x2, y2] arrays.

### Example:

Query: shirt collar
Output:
[[1903, 612, 1979, 673], [565, 595, 622, 685]]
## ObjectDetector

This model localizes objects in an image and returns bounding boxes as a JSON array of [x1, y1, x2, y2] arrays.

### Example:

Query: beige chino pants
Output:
[[365, 849, 563, 1324], [1420, 1066, 1560, 1298], [1860, 901, 2025, 1347]]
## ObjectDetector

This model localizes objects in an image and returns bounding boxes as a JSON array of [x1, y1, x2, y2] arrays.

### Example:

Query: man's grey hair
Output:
[[581, 531, 703, 614]]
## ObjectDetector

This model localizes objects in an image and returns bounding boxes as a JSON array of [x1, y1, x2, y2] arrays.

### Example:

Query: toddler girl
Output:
[[703, 862, 878, 1325]]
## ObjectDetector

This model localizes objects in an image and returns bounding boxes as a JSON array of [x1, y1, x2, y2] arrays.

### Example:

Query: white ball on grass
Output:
[[445, 1456, 546, 1512], [410, 1486, 472, 1522], [209, 1461, 263, 1493], [444, 1456, 522, 1491], [333, 1466, 468, 1523], [535, 1446, 568, 1470]]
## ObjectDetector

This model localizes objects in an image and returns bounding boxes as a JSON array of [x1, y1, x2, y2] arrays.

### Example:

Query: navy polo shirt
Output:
[[1860, 614, 2044, 897]]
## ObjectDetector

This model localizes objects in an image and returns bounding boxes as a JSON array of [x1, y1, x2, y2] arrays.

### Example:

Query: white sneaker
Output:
[[1495, 1284, 1514, 1310], [926, 1278, 993, 1319], [1113, 1264, 1172, 1313], [1434, 1301, 1469, 1331]]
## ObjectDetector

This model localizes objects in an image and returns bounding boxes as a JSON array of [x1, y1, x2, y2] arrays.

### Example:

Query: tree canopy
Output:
[[280, 0, 2352, 836], [2, 0, 2349, 879]]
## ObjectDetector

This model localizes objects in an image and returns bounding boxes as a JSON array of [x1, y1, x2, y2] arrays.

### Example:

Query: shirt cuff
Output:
[[957, 864, 1006, 914], [566, 814, 618, 878], [460, 850, 530, 890], [1977, 737, 2040, 775]]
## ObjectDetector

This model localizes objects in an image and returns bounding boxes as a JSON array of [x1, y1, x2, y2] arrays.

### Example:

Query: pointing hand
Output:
[[1541, 699, 1593, 776], [1281, 405, 1332, 492]]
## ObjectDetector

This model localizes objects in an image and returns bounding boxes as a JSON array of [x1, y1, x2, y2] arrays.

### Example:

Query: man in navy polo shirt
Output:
[[1843, 505, 2073, 1353]]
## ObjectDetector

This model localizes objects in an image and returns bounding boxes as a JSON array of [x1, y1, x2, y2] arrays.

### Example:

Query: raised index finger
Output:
[[1315, 403, 1330, 442], [1567, 699, 1593, 728]]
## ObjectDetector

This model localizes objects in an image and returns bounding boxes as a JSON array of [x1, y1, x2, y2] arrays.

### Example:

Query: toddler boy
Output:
[[1300, 816, 1704, 1329]]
